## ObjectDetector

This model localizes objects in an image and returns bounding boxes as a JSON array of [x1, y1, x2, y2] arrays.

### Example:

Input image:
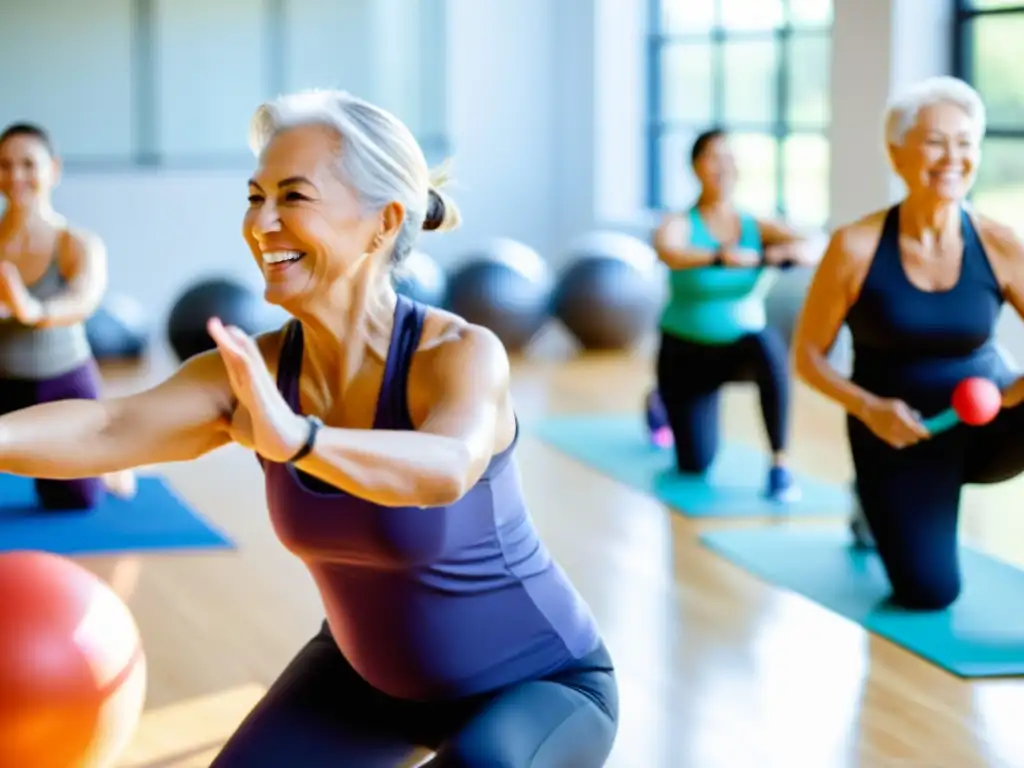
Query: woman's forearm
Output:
[[293, 426, 472, 508], [0, 399, 127, 478], [37, 287, 104, 328], [1001, 375, 1024, 408], [656, 245, 718, 270], [765, 241, 803, 263], [794, 347, 876, 421]]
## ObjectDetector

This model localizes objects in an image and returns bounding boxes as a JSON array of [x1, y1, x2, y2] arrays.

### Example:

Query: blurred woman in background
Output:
[[650, 128, 818, 502], [0, 122, 134, 508]]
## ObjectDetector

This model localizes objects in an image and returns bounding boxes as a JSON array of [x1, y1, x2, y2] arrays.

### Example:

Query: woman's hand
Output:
[[858, 397, 930, 449], [0, 263, 44, 325], [207, 317, 308, 462], [720, 247, 762, 268], [1001, 375, 1024, 409]]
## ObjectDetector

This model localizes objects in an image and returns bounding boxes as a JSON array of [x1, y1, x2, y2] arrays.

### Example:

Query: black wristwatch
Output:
[[287, 415, 324, 463]]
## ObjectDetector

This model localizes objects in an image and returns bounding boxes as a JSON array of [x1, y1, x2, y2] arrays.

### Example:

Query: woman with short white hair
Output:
[[793, 76, 1024, 611], [0, 90, 618, 765]]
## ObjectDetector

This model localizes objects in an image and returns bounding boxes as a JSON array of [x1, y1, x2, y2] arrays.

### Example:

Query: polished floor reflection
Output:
[[88, 346, 1024, 768]]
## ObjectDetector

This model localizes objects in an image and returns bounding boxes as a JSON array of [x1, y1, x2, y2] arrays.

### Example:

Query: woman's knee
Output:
[[854, 470, 963, 611], [430, 700, 616, 768], [867, 506, 963, 611], [36, 477, 104, 510], [890, 572, 961, 611]]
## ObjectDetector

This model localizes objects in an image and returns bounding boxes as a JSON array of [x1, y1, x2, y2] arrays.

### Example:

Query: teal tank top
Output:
[[658, 207, 777, 345]]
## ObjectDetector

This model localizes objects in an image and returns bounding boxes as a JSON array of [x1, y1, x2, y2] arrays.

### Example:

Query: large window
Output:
[[954, 1, 1024, 226], [646, 0, 832, 228]]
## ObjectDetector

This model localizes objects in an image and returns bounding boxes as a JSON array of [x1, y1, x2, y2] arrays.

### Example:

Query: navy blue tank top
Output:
[[260, 294, 600, 700], [845, 205, 1014, 415]]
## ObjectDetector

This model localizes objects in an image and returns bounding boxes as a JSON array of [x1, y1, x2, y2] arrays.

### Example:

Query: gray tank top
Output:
[[0, 237, 92, 379]]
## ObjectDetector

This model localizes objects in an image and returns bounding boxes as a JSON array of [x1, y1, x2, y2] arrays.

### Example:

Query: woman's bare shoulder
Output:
[[973, 211, 1024, 260], [829, 208, 890, 260]]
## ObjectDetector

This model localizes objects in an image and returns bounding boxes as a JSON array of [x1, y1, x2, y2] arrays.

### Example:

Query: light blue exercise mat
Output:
[[530, 414, 852, 518], [701, 526, 1024, 678]]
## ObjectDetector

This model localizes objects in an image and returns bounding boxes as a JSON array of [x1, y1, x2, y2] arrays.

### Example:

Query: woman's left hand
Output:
[[1002, 375, 1024, 409], [0, 263, 44, 325], [207, 317, 309, 462]]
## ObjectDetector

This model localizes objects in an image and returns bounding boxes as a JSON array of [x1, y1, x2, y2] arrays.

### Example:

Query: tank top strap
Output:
[[686, 207, 714, 249], [736, 212, 762, 251], [374, 294, 427, 430], [864, 205, 902, 286], [960, 207, 1001, 291], [275, 320, 304, 410]]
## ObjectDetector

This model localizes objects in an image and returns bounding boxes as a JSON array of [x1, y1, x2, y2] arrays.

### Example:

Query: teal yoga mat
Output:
[[531, 414, 852, 518], [702, 526, 1024, 678]]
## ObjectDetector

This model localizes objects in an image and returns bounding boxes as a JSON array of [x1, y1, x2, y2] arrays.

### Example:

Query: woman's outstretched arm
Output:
[[0, 350, 236, 478]]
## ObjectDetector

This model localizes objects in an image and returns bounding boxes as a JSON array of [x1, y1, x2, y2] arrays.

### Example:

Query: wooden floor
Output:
[[83, 337, 1024, 768]]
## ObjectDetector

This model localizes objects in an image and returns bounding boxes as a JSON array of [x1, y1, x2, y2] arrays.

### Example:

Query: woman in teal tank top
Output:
[[650, 129, 818, 502]]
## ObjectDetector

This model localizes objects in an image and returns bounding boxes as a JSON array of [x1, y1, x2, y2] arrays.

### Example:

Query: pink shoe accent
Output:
[[652, 427, 674, 448]]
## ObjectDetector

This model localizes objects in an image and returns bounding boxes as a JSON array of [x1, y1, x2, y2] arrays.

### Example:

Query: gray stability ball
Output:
[[552, 231, 662, 351], [446, 238, 554, 352], [167, 276, 288, 362]]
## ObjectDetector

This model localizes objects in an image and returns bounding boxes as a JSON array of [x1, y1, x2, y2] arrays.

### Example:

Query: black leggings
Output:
[[656, 329, 790, 473], [849, 400, 1024, 610], [210, 622, 619, 767]]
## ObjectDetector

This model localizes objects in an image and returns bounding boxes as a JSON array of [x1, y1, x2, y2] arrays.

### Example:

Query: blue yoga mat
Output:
[[0, 473, 234, 557], [702, 526, 1024, 678], [531, 414, 852, 518]]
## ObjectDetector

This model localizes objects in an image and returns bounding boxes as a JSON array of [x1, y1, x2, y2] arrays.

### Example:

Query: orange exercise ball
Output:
[[0, 551, 147, 768]]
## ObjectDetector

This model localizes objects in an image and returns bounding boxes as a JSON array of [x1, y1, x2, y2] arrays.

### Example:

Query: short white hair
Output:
[[883, 76, 986, 147], [248, 89, 459, 264]]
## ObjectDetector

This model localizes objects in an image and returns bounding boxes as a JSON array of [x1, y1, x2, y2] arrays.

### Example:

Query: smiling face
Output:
[[0, 132, 60, 209], [889, 101, 980, 202], [242, 124, 384, 307], [693, 134, 737, 198]]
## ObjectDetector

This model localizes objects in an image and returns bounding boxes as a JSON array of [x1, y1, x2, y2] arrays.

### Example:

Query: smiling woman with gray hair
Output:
[[0, 90, 618, 766], [792, 76, 1024, 611]]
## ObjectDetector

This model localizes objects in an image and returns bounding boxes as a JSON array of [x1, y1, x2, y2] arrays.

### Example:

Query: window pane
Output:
[[973, 138, 1024, 233], [783, 133, 829, 228], [660, 0, 715, 34], [659, 42, 714, 124], [969, 0, 1024, 8], [0, 0, 133, 161], [722, 41, 778, 124], [732, 132, 778, 218], [787, 34, 830, 127], [154, 0, 269, 158], [787, 0, 833, 26], [720, 0, 784, 31], [969, 15, 1024, 129], [284, 0, 375, 101], [658, 129, 702, 210]]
